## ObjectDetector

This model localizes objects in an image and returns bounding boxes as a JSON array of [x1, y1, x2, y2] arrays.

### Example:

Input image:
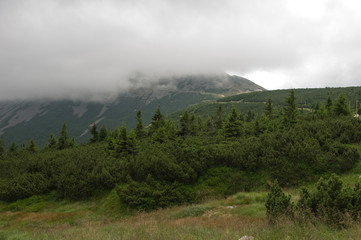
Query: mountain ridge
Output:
[[0, 74, 264, 146]]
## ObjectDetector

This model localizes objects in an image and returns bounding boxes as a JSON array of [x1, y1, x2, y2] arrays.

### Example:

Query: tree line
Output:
[[0, 91, 360, 212]]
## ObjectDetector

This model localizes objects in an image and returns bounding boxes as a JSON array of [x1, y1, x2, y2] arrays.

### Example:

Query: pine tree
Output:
[[265, 97, 273, 118], [283, 90, 298, 125], [196, 115, 204, 134], [115, 123, 128, 157], [215, 105, 224, 129], [246, 110, 255, 122], [0, 136, 5, 157], [27, 138, 38, 153], [8, 141, 18, 153], [58, 123, 70, 150], [316, 104, 327, 118], [46, 133, 57, 149], [90, 123, 99, 143], [190, 113, 197, 135], [239, 112, 244, 121], [150, 107, 165, 133], [152, 120, 176, 143], [333, 94, 351, 116], [105, 133, 116, 155], [69, 137, 76, 147], [127, 130, 140, 155], [224, 107, 243, 137], [205, 116, 216, 134], [265, 179, 293, 224], [326, 95, 333, 114], [99, 125, 108, 141], [254, 120, 262, 136], [179, 110, 190, 139], [314, 102, 320, 113], [135, 110, 146, 138], [20, 143, 26, 152]]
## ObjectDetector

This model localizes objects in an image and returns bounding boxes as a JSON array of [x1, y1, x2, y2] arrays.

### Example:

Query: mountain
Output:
[[0, 74, 264, 147]]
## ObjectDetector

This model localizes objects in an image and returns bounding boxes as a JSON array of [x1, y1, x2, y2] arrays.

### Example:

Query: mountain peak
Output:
[[125, 73, 265, 101]]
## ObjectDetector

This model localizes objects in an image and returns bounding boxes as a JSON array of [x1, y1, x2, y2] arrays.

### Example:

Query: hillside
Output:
[[1, 89, 361, 238], [0, 74, 263, 147], [220, 86, 361, 108], [169, 86, 361, 120]]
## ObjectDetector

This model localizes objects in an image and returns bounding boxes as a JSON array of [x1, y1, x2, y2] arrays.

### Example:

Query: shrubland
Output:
[[0, 90, 360, 216]]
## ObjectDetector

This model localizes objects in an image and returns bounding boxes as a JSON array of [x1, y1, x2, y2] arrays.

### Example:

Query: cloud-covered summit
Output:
[[1, 0, 361, 100]]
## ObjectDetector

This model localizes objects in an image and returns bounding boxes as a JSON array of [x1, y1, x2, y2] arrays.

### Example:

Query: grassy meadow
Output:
[[1, 170, 361, 240]]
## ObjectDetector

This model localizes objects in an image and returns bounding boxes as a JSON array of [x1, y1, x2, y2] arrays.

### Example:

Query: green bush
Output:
[[116, 175, 194, 211], [265, 179, 293, 224], [0, 173, 51, 202], [297, 174, 358, 227]]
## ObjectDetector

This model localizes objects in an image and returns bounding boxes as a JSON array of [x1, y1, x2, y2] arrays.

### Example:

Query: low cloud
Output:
[[1, 0, 361, 100]]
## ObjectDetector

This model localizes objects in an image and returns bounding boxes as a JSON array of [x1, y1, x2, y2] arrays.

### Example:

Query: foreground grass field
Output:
[[2, 171, 361, 240]]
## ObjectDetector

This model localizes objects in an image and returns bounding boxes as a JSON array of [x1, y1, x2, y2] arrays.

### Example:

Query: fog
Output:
[[1, 0, 361, 100]]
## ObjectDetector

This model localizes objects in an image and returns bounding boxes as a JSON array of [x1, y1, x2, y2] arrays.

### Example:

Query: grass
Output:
[[2, 160, 361, 239]]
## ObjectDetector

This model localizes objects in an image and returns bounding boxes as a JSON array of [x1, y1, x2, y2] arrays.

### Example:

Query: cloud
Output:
[[1, 0, 361, 100]]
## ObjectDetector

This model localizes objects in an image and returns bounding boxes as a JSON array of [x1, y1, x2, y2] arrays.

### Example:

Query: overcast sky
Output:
[[1, 0, 361, 100]]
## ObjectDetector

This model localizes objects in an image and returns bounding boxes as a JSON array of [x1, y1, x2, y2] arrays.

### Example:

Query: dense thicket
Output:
[[266, 174, 361, 227], [0, 91, 360, 212]]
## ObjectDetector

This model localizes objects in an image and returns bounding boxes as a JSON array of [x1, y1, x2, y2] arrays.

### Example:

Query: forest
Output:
[[0, 90, 361, 225]]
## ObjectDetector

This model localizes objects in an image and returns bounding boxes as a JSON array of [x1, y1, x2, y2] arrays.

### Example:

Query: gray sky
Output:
[[1, 0, 361, 100]]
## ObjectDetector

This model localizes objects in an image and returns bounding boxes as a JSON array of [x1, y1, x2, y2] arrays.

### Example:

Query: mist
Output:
[[1, 0, 361, 100]]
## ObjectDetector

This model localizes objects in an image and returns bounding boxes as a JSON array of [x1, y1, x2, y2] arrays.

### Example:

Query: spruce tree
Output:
[[99, 125, 108, 141], [333, 94, 351, 116], [0, 136, 5, 157], [46, 133, 57, 149], [58, 123, 70, 150], [246, 110, 255, 122], [115, 123, 128, 157], [179, 110, 190, 139], [196, 115, 204, 134], [150, 107, 165, 133], [128, 129, 140, 155], [326, 95, 333, 114], [314, 102, 320, 113], [90, 123, 99, 143], [8, 141, 18, 153], [265, 97, 273, 118], [205, 116, 216, 134], [224, 107, 242, 137], [27, 138, 38, 153], [135, 110, 146, 138], [69, 137, 76, 147], [283, 90, 298, 125], [190, 113, 197, 135], [215, 105, 224, 129]]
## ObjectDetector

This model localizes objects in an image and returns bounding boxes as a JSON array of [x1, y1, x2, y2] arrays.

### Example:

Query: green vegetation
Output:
[[1, 91, 360, 207], [2, 176, 361, 239], [220, 86, 361, 110], [266, 174, 361, 227], [1, 90, 361, 238]]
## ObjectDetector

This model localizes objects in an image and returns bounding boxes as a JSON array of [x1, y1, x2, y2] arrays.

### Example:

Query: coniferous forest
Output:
[[1, 91, 361, 227]]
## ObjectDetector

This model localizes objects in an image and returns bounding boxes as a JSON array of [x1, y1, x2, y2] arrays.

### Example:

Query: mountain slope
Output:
[[167, 86, 361, 121], [0, 74, 264, 147]]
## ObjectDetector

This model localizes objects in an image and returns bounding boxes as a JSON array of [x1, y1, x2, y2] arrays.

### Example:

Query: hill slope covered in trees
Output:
[[1, 91, 360, 212], [0, 74, 263, 147]]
